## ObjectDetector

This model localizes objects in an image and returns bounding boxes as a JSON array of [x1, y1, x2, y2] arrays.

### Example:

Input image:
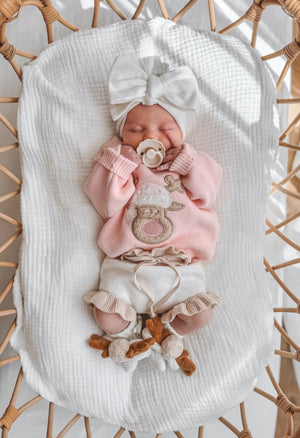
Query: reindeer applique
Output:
[[130, 176, 185, 244]]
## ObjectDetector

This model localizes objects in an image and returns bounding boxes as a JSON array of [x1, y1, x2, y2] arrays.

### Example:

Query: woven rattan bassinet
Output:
[[0, 1, 300, 437]]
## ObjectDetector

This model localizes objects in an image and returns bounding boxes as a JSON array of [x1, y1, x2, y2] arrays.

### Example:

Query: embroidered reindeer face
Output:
[[137, 205, 162, 220], [130, 177, 184, 244]]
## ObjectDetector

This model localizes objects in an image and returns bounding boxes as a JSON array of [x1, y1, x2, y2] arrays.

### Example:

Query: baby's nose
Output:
[[144, 127, 159, 140]]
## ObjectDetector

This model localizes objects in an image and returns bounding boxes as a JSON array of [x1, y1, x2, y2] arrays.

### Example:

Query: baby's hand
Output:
[[120, 145, 142, 166], [157, 141, 184, 171]]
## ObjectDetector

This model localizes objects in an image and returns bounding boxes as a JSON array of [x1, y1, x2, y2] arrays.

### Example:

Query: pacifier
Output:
[[136, 139, 166, 168]]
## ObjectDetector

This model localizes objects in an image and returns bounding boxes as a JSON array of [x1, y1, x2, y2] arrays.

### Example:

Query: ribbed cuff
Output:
[[169, 142, 197, 176], [97, 147, 138, 179]]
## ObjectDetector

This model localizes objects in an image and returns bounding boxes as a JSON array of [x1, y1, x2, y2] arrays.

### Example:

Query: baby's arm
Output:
[[84, 144, 138, 219], [168, 143, 222, 209]]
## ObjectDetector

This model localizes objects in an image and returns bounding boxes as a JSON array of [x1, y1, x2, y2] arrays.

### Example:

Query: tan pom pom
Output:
[[108, 338, 130, 363], [161, 335, 184, 360]]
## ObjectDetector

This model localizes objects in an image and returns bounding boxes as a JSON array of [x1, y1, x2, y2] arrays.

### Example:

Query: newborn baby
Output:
[[84, 56, 222, 367]]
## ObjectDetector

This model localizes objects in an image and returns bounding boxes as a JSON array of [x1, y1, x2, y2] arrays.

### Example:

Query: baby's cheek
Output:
[[163, 135, 174, 149], [124, 137, 140, 150], [166, 131, 183, 148]]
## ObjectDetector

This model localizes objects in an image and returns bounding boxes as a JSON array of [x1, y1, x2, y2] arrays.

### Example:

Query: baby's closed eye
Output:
[[129, 128, 144, 133], [159, 125, 174, 132]]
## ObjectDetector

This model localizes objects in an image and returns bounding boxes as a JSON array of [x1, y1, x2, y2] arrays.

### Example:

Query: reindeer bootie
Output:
[[144, 316, 197, 376], [88, 315, 155, 372]]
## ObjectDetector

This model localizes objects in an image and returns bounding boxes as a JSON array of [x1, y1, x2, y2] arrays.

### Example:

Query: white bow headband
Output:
[[108, 56, 200, 137]]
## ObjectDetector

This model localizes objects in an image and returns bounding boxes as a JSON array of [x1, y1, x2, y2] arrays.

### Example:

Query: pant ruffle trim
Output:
[[161, 292, 221, 323], [84, 290, 137, 322]]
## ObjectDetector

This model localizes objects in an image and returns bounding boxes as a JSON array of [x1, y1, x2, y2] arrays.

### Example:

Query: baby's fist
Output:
[[157, 143, 184, 171]]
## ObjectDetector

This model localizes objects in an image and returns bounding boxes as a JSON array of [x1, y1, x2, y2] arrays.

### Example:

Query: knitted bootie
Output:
[[161, 321, 197, 376], [88, 315, 155, 371]]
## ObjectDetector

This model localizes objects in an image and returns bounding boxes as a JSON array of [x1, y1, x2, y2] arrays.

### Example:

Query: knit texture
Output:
[[11, 17, 279, 432], [84, 139, 222, 260]]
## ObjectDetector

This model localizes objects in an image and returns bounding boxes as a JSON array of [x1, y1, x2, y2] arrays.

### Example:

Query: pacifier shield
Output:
[[137, 139, 166, 168]]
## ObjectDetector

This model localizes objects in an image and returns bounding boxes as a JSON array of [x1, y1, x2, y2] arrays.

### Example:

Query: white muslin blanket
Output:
[[11, 17, 279, 432]]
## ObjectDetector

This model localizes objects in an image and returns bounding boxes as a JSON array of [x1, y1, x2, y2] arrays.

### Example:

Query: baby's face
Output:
[[122, 104, 183, 150]]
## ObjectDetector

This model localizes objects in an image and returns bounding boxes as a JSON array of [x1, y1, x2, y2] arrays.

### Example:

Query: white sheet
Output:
[[9, 16, 281, 433]]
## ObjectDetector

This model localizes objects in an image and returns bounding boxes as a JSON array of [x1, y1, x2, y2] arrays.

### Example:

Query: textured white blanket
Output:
[[11, 17, 279, 432]]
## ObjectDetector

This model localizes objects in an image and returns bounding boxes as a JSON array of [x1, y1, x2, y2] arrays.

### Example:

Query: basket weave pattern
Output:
[[0, 1, 300, 437]]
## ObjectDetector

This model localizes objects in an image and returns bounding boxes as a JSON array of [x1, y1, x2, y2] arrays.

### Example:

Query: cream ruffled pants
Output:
[[84, 247, 220, 331]]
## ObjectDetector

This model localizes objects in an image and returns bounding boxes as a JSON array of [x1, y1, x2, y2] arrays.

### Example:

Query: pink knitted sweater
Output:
[[84, 136, 222, 262]]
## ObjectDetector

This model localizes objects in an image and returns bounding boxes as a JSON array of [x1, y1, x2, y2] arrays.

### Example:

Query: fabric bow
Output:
[[121, 248, 190, 318], [108, 56, 200, 122]]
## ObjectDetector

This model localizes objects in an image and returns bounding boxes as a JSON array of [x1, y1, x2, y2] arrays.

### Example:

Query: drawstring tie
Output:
[[121, 247, 190, 318]]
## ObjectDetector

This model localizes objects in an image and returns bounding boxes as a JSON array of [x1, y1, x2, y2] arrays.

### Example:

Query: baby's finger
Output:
[[167, 144, 183, 156], [157, 162, 170, 171], [162, 154, 176, 163], [163, 147, 182, 161]]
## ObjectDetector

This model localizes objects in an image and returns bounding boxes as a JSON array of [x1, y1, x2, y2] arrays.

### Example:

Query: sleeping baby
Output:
[[84, 56, 222, 373]]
